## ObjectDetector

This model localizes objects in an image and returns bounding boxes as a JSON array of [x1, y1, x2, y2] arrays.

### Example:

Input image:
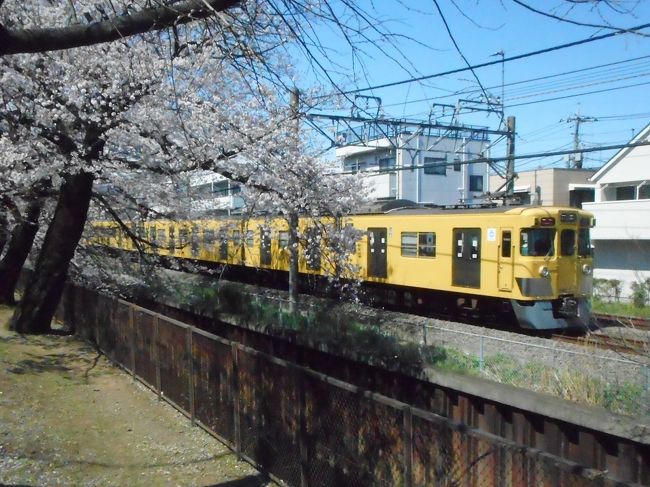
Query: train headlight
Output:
[[538, 266, 550, 278], [582, 264, 593, 275]]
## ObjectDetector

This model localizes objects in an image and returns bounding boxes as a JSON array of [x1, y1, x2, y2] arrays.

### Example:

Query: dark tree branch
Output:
[[0, 0, 240, 55]]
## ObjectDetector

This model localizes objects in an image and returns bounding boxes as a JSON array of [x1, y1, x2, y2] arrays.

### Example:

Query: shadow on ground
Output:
[[205, 474, 271, 486]]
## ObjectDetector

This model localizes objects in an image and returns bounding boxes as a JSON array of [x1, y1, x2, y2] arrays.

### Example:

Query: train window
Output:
[[560, 230, 575, 256], [246, 230, 254, 248], [501, 231, 512, 258], [149, 227, 157, 245], [577, 228, 592, 257], [168, 226, 175, 250], [233, 230, 241, 246], [520, 228, 555, 257], [179, 228, 189, 247], [156, 229, 166, 246], [418, 232, 436, 257], [278, 231, 289, 250], [401, 233, 417, 256], [204, 229, 215, 246]]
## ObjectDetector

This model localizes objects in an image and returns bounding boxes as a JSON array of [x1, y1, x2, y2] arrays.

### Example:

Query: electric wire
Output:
[[333, 21, 650, 96]]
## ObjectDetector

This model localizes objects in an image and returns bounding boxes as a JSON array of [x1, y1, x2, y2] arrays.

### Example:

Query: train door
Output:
[[367, 227, 388, 279], [191, 225, 200, 258], [558, 228, 577, 291], [260, 228, 272, 266], [498, 228, 513, 291], [452, 228, 481, 288]]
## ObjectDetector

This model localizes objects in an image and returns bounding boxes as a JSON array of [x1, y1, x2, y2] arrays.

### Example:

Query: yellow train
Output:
[[92, 205, 595, 330]]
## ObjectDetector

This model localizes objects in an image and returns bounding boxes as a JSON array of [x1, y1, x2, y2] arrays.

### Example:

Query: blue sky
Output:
[[297, 0, 650, 172]]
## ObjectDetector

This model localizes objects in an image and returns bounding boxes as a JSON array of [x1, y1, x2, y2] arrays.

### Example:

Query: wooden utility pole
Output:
[[505, 115, 516, 203], [288, 88, 300, 314]]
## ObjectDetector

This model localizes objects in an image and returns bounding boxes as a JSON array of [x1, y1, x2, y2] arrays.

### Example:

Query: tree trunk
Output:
[[11, 172, 94, 334], [0, 212, 8, 257], [288, 211, 299, 314], [0, 200, 42, 305]]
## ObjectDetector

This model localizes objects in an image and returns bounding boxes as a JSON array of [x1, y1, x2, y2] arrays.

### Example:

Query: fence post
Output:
[[129, 305, 136, 377], [231, 343, 241, 458], [422, 322, 428, 346], [479, 336, 485, 373], [297, 369, 309, 487], [403, 406, 413, 487], [154, 315, 161, 398], [644, 365, 650, 415], [187, 326, 195, 425]]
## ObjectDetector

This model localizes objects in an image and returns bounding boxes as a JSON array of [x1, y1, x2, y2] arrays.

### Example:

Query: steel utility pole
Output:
[[566, 112, 597, 169], [505, 116, 516, 203], [288, 88, 300, 314]]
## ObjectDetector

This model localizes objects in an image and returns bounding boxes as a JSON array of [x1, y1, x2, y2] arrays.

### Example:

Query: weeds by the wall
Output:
[[170, 280, 648, 418]]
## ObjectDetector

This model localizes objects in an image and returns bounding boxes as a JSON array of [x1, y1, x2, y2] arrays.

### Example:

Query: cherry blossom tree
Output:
[[1, 1, 369, 332]]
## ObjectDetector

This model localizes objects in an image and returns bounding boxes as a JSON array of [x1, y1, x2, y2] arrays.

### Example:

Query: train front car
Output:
[[509, 207, 594, 330]]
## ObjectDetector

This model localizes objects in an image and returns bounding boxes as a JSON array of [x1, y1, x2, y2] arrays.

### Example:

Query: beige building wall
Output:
[[489, 168, 595, 206]]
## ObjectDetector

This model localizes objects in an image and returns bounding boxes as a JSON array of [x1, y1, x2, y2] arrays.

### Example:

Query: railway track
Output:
[[592, 312, 650, 331], [551, 313, 650, 355], [551, 333, 648, 356]]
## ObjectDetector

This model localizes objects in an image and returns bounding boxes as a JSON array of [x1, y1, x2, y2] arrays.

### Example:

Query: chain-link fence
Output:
[[56, 283, 642, 486]]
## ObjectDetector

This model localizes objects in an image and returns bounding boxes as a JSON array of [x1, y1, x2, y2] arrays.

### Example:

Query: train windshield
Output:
[[577, 228, 592, 257], [520, 228, 555, 257]]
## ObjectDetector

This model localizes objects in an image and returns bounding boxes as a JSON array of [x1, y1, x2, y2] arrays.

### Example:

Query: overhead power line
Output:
[[339, 22, 650, 96]]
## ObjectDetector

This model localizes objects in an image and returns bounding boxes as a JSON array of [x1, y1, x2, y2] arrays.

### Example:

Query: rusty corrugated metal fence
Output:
[[60, 285, 618, 486]]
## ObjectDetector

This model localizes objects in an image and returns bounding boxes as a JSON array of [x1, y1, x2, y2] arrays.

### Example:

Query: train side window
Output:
[[401, 232, 417, 256], [578, 228, 592, 257], [156, 229, 166, 246], [520, 228, 555, 257], [418, 232, 436, 257], [169, 226, 175, 250], [560, 229, 575, 256], [501, 231, 511, 258], [204, 229, 215, 246], [278, 231, 289, 250], [245, 230, 254, 249], [179, 228, 189, 246], [233, 230, 241, 246]]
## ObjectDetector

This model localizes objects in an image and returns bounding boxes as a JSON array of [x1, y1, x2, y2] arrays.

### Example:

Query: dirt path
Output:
[[0, 306, 273, 487]]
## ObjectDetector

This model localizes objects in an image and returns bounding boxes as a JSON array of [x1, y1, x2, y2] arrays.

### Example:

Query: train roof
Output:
[[353, 200, 591, 216]]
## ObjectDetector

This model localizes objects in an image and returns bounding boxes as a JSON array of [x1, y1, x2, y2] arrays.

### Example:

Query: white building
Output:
[[582, 124, 650, 300], [336, 133, 490, 206], [188, 172, 244, 215]]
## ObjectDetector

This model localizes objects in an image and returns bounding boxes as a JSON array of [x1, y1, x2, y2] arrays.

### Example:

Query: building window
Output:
[[453, 158, 461, 172], [615, 186, 635, 200], [213, 180, 229, 196], [378, 157, 395, 172], [639, 184, 650, 199], [469, 175, 484, 192], [423, 157, 446, 175]]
